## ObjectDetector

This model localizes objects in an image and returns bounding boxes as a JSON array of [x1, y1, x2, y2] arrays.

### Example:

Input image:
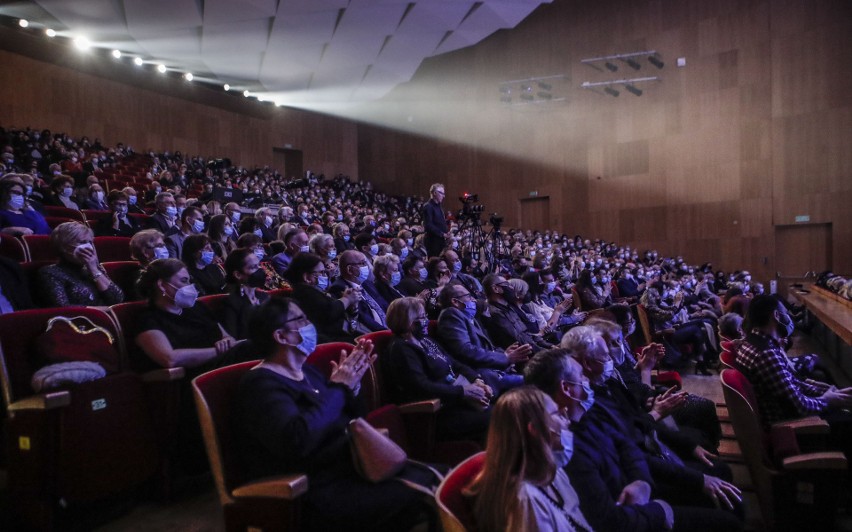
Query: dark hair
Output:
[[268, 240, 286, 256], [0, 180, 23, 202], [744, 294, 782, 331], [208, 214, 229, 241], [50, 176, 73, 190], [577, 269, 593, 289], [283, 228, 305, 246], [354, 232, 375, 250], [283, 252, 322, 285], [107, 190, 128, 204], [426, 257, 446, 280], [524, 348, 573, 396], [249, 298, 297, 357], [438, 283, 465, 309], [236, 232, 262, 249], [238, 216, 260, 235], [402, 254, 422, 275], [136, 258, 186, 301], [483, 273, 502, 295], [605, 303, 633, 328], [180, 206, 201, 224], [181, 234, 211, 266], [224, 248, 256, 284], [522, 271, 543, 298]]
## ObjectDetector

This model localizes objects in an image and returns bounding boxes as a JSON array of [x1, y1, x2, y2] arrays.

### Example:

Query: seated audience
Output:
[[147, 192, 178, 235], [221, 248, 271, 339], [332, 222, 353, 253], [373, 253, 404, 303], [641, 281, 713, 372], [575, 268, 613, 310], [182, 234, 226, 296], [43, 175, 80, 210], [39, 221, 125, 306], [0, 255, 34, 313], [398, 255, 427, 296], [309, 232, 339, 279], [165, 206, 204, 259], [95, 190, 140, 237], [82, 183, 109, 210], [465, 386, 592, 532], [207, 213, 237, 260], [271, 228, 308, 275], [235, 298, 433, 531], [0, 179, 50, 235], [385, 297, 491, 441], [129, 229, 169, 266], [236, 233, 288, 290], [482, 273, 551, 352], [122, 186, 146, 214], [328, 250, 388, 333]]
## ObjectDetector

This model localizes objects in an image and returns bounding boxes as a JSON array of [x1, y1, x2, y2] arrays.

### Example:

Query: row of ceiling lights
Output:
[[15, 17, 275, 103]]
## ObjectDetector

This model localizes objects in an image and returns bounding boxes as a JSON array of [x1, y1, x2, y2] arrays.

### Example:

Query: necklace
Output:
[[535, 483, 590, 532]]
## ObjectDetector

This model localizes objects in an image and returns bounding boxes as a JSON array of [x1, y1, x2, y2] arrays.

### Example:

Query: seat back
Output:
[[93, 236, 132, 262], [43, 206, 85, 222], [571, 286, 583, 311], [0, 307, 119, 405], [636, 304, 655, 345], [197, 293, 230, 324], [305, 342, 355, 380], [192, 360, 260, 506], [44, 216, 74, 229], [720, 349, 737, 369], [357, 330, 395, 408], [81, 210, 111, 223], [101, 261, 142, 300], [0, 233, 28, 261], [435, 451, 486, 532], [21, 235, 55, 262], [108, 300, 156, 372]]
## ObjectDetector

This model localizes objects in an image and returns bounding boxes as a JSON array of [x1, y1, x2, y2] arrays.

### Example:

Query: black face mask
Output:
[[503, 287, 518, 304], [246, 269, 267, 288], [412, 318, 428, 339]]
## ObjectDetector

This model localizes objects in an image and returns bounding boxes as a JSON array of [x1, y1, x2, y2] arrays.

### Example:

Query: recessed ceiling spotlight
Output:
[[19, 19, 29, 28], [184, 73, 193, 81], [112, 49, 121, 59], [223, 84, 230, 91], [243, 90, 250, 97], [133, 57, 144, 66], [73, 37, 91, 50], [157, 64, 167, 73], [45, 29, 56, 38]]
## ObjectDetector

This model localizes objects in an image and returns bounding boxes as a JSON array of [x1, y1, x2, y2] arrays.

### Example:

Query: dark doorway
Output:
[[519, 196, 550, 232], [272, 147, 303, 181]]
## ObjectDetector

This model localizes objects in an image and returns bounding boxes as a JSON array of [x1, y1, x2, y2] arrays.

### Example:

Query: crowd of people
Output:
[[3, 123, 846, 530]]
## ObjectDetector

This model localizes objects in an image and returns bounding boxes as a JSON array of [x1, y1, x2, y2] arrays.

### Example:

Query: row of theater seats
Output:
[[0, 295, 481, 530], [0, 233, 134, 263]]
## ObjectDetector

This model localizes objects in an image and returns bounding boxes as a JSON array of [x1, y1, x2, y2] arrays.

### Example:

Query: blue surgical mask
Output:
[[463, 299, 477, 319], [128, 195, 137, 205], [601, 359, 615, 380], [418, 267, 427, 281], [293, 323, 318, 356], [200, 250, 215, 265], [369, 244, 379, 255], [165, 206, 177, 218], [192, 219, 205, 233], [343, 235, 350, 242], [452, 261, 462, 273], [231, 211, 241, 222], [253, 229, 263, 238], [316, 274, 329, 291], [545, 281, 557, 294], [554, 429, 574, 468], [390, 271, 402, 286], [254, 248, 266, 260], [153, 245, 169, 260], [356, 265, 370, 284], [327, 249, 337, 259], [399, 248, 408, 259], [223, 225, 234, 236], [579, 382, 595, 412], [7, 194, 25, 210]]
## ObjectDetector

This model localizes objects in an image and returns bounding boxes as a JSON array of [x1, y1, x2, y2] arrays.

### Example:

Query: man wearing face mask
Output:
[[83, 183, 109, 210], [372, 254, 405, 304], [271, 228, 309, 275], [147, 192, 178, 234], [353, 233, 379, 268], [563, 327, 744, 526], [525, 348, 677, 531], [482, 274, 552, 353], [329, 250, 388, 334], [441, 249, 484, 299], [737, 295, 852, 451], [96, 191, 140, 237], [165, 206, 205, 259]]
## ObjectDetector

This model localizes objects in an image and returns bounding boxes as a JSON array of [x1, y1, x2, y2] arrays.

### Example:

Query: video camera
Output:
[[458, 193, 485, 220]]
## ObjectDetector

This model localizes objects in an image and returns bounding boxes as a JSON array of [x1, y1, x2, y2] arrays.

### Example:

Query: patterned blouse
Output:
[[38, 261, 124, 307]]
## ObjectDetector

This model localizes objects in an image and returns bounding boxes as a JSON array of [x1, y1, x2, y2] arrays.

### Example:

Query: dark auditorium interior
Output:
[[0, 0, 851, 531]]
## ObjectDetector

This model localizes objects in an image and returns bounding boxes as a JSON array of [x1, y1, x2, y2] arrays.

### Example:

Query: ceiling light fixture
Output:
[[625, 58, 641, 70], [605, 62, 618, 72], [19, 19, 29, 28], [157, 64, 167, 73], [604, 87, 620, 97], [243, 90, 250, 97], [223, 84, 230, 91], [624, 84, 642, 96], [45, 29, 56, 38], [648, 55, 665, 69], [112, 49, 121, 59], [73, 37, 91, 50], [184, 73, 193, 81], [134, 57, 144, 66]]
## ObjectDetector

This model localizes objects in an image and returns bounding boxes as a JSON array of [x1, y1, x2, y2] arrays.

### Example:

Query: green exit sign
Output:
[[795, 215, 810, 223], [529, 190, 538, 197]]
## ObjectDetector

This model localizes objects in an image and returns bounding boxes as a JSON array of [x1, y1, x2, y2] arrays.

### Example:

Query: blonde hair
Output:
[[309, 233, 333, 254], [466, 387, 557, 532], [507, 278, 529, 300], [50, 221, 93, 252], [130, 229, 165, 261], [373, 253, 399, 277], [386, 297, 423, 336]]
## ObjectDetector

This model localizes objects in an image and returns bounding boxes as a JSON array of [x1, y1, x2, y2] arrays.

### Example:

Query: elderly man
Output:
[[147, 191, 178, 234], [328, 250, 387, 334], [436, 283, 528, 395], [271, 228, 309, 275], [481, 273, 551, 352], [441, 249, 483, 299]]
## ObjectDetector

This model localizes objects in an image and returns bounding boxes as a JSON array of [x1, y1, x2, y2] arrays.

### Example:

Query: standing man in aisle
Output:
[[422, 183, 448, 258]]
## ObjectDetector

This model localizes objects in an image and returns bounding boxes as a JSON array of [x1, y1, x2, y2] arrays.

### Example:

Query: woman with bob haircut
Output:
[[465, 386, 592, 532]]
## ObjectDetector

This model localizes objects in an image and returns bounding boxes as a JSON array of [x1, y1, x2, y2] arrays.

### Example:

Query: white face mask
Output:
[[554, 428, 574, 468], [169, 283, 198, 309]]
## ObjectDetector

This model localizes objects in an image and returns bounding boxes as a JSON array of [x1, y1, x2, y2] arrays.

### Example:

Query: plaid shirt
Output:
[[736, 331, 829, 426]]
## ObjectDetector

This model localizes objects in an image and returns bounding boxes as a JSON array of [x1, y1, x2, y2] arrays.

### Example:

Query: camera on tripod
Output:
[[458, 193, 485, 220]]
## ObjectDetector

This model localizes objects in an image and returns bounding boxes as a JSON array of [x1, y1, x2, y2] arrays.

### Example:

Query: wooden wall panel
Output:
[[358, 0, 852, 279]]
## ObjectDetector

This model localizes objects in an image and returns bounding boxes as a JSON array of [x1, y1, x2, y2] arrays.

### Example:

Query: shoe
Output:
[[694, 361, 712, 376]]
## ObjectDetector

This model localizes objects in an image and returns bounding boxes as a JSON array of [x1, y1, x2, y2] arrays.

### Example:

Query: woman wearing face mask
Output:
[[0, 180, 51, 236], [575, 269, 611, 311], [309, 233, 339, 281], [44, 175, 81, 211], [182, 234, 226, 296], [465, 386, 592, 532], [398, 255, 428, 297], [207, 214, 237, 260], [283, 252, 360, 343], [82, 183, 109, 211], [130, 229, 170, 267], [235, 233, 288, 290], [522, 272, 575, 335], [221, 248, 271, 339], [235, 298, 436, 532], [39, 221, 124, 306], [386, 297, 491, 442]]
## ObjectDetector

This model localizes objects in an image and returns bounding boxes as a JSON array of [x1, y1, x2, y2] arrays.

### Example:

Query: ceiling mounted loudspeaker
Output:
[[538, 81, 552, 91], [604, 87, 620, 97], [648, 55, 664, 69], [624, 58, 641, 70], [624, 84, 642, 96], [605, 62, 618, 72]]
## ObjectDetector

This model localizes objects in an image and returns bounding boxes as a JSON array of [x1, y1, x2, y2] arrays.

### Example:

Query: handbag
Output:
[[36, 315, 120, 374]]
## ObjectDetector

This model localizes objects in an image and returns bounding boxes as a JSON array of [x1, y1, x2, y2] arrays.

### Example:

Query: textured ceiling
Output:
[[3, 0, 552, 104]]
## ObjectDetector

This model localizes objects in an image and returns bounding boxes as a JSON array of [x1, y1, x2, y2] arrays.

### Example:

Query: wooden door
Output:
[[519, 197, 549, 232], [774, 223, 832, 295]]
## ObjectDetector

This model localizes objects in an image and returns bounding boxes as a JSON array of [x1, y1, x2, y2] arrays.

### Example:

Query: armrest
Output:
[[773, 417, 830, 435], [399, 399, 441, 414], [141, 367, 186, 383], [782, 452, 847, 471], [232, 473, 309, 500], [8, 391, 71, 412]]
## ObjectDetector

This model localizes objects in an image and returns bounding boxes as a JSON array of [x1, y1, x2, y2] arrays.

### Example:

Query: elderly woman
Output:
[[38, 221, 124, 306], [386, 297, 491, 441], [1, 179, 50, 236], [466, 386, 592, 532], [235, 298, 432, 532], [221, 248, 271, 340], [82, 183, 109, 210], [182, 234, 226, 296], [373, 253, 404, 303], [130, 229, 169, 266], [309, 232, 339, 280], [43, 175, 80, 210]]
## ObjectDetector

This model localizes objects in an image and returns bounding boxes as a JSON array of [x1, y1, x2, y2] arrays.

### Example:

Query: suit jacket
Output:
[[165, 230, 189, 259], [333, 237, 354, 254], [271, 251, 295, 276], [222, 286, 270, 339], [328, 278, 386, 332], [95, 214, 140, 237], [567, 405, 669, 532], [83, 198, 110, 211], [436, 306, 508, 370], [397, 276, 425, 297], [290, 281, 354, 343], [385, 336, 477, 407], [375, 279, 404, 305], [422, 200, 448, 238], [484, 301, 549, 352], [146, 212, 176, 235]]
